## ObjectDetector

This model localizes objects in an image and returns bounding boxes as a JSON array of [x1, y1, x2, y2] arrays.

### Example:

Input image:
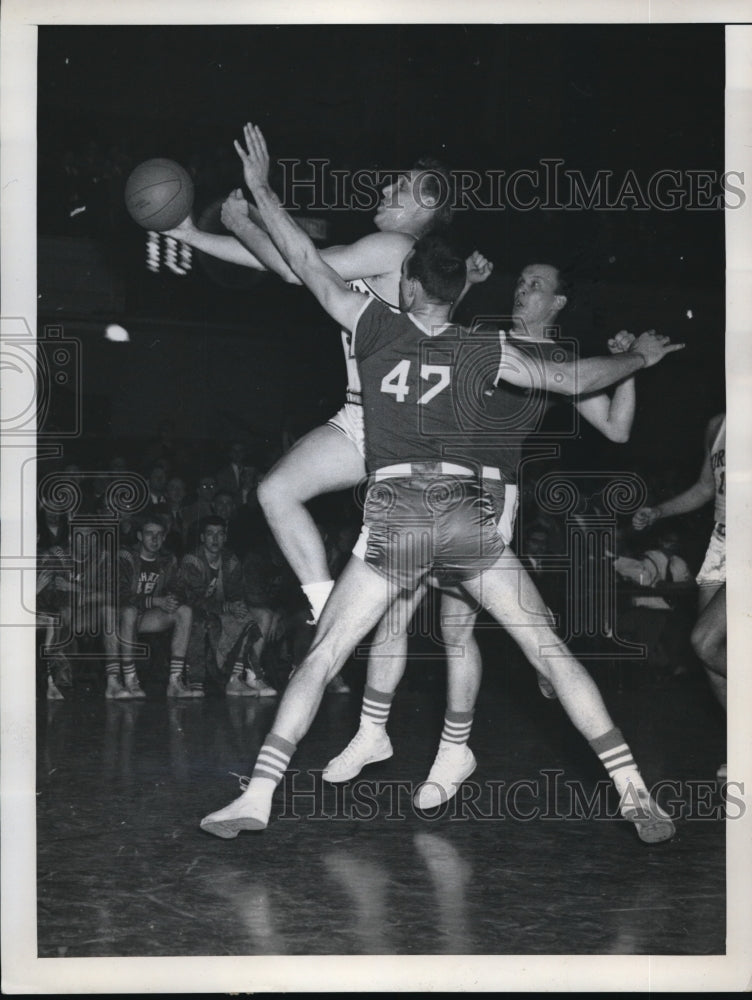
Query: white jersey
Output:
[[342, 277, 398, 404], [709, 415, 725, 525]]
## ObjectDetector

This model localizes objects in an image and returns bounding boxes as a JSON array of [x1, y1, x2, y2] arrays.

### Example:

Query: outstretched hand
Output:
[[630, 329, 685, 368], [234, 122, 271, 192], [221, 188, 251, 234], [632, 505, 661, 531], [466, 251, 494, 285], [607, 330, 636, 355]]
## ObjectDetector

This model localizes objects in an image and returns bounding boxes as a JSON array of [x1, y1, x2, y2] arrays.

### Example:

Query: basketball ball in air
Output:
[[124, 158, 194, 231]]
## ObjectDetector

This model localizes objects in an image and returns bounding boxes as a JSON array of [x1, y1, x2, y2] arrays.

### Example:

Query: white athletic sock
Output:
[[302, 580, 335, 624]]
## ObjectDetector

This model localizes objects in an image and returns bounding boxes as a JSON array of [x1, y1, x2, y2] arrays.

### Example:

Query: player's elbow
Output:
[[605, 425, 630, 444]]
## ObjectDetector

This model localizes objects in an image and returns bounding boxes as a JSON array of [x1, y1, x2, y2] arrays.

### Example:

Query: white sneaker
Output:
[[243, 668, 277, 698], [166, 675, 200, 699], [322, 725, 393, 783], [413, 743, 476, 810], [620, 785, 676, 844], [226, 674, 259, 697]]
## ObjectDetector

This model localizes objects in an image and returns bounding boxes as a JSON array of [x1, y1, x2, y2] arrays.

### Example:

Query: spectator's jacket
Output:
[[118, 546, 178, 611], [178, 546, 245, 615]]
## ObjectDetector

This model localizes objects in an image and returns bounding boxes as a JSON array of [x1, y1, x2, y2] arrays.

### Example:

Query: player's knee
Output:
[[441, 618, 475, 647], [252, 606, 274, 636], [174, 604, 192, 626], [257, 471, 286, 513], [691, 620, 718, 664], [120, 605, 138, 629]]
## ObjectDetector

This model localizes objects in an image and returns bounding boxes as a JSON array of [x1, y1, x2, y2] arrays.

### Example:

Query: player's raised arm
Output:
[[498, 329, 684, 396], [235, 122, 369, 332], [220, 189, 302, 284], [574, 330, 637, 443], [164, 213, 272, 270]]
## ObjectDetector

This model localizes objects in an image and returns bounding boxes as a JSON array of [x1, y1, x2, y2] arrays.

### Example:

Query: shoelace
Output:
[[230, 771, 251, 791], [332, 729, 373, 764]]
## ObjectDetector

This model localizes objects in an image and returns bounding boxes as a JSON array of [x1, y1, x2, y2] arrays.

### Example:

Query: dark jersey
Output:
[[353, 299, 501, 472], [137, 556, 162, 595], [475, 334, 575, 481]]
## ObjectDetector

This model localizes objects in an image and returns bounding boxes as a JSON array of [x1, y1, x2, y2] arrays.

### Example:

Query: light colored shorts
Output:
[[696, 522, 725, 586], [326, 402, 365, 458]]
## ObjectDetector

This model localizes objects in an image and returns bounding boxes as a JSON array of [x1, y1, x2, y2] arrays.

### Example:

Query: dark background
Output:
[[37, 24, 726, 475]]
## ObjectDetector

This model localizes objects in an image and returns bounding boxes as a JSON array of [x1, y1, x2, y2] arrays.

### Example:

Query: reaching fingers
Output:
[[665, 342, 686, 352]]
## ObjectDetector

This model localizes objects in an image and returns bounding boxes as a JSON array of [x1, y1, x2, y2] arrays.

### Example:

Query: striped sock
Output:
[[122, 661, 137, 683], [589, 727, 649, 804], [250, 732, 297, 787], [360, 685, 394, 727], [230, 661, 244, 679], [439, 709, 474, 747], [105, 661, 121, 679], [169, 657, 185, 679]]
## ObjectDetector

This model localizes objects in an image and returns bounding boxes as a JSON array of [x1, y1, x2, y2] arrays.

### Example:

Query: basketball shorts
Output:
[[696, 522, 725, 586], [352, 468, 506, 591], [326, 402, 365, 458], [483, 479, 519, 546]]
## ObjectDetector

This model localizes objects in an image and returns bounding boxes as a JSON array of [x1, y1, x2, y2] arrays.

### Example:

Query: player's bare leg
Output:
[[691, 583, 727, 710], [323, 585, 427, 782], [463, 549, 675, 843], [257, 424, 366, 622], [413, 589, 483, 809], [200, 557, 400, 837]]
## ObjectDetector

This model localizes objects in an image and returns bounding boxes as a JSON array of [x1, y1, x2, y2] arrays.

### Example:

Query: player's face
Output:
[[512, 265, 564, 331], [398, 252, 417, 311], [374, 171, 431, 234], [201, 525, 226, 555], [138, 523, 165, 556]]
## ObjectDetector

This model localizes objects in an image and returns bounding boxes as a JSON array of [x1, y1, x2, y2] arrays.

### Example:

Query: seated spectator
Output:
[[242, 529, 325, 692], [612, 527, 696, 677], [144, 462, 169, 510], [215, 440, 248, 500], [182, 474, 218, 543], [108, 514, 196, 699], [178, 516, 277, 697], [37, 503, 69, 552], [37, 520, 114, 700], [163, 476, 189, 557]]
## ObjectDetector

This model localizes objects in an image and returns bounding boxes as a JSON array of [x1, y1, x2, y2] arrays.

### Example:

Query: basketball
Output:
[[124, 158, 194, 231]]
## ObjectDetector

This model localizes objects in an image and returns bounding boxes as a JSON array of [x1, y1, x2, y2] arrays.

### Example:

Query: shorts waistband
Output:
[[373, 461, 479, 480], [345, 390, 362, 405]]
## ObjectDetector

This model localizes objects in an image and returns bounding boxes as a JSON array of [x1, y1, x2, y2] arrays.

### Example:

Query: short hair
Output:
[[137, 513, 167, 534], [405, 232, 467, 304], [412, 157, 454, 232], [199, 515, 227, 536]]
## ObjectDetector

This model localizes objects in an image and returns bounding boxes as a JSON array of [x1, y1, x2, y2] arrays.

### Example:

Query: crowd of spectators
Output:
[[36, 425, 359, 701], [36, 422, 713, 701]]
